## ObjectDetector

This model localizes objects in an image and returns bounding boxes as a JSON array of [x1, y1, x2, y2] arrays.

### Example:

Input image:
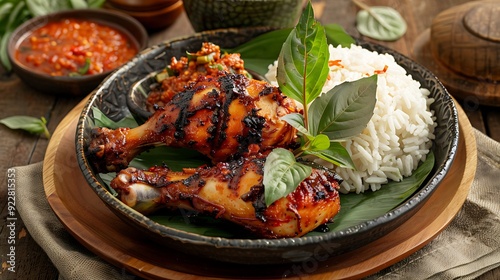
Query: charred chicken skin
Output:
[[111, 150, 342, 238], [87, 73, 299, 173]]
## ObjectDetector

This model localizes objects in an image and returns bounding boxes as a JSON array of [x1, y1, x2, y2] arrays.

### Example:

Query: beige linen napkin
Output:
[[13, 129, 500, 280]]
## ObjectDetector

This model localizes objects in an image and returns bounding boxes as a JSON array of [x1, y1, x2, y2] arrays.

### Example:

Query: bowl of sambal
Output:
[[7, 9, 148, 96]]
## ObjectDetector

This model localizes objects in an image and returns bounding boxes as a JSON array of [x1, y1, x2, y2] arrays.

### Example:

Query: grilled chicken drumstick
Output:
[[87, 73, 299, 173], [111, 150, 342, 238]]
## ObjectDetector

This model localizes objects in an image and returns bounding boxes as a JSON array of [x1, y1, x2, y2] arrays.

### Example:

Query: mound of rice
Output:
[[265, 44, 436, 194]]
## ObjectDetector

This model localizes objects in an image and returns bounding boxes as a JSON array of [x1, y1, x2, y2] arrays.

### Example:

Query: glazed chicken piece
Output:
[[87, 73, 299, 173], [111, 151, 342, 238]]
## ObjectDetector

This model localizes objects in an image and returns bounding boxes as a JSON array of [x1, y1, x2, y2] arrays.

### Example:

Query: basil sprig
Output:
[[263, 1, 377, 206], [0, 115, 50, 138]]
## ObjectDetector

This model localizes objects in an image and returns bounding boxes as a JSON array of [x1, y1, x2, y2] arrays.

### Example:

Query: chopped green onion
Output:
[[186, 51, 216, 64], [209, 64, 225, 71], [155, 71, 169, 83]]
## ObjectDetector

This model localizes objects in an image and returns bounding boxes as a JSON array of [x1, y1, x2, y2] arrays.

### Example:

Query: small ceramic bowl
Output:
[[76, 27, 459, 264], [7, 9, 148, 96], [104, 0, 183, 31]]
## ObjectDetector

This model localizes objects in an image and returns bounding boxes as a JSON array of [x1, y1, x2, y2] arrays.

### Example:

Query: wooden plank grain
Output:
[[0, 77, 61, 279]]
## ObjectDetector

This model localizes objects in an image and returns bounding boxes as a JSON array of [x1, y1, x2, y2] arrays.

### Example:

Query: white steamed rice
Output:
[[265, 44, 436, 194]]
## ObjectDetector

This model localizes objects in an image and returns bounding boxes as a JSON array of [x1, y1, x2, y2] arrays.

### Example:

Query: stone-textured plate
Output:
[[75, 27, 459, 264]]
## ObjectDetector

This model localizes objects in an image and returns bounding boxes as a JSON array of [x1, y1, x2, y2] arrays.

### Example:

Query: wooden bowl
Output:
[[7, 9, 148, 96], [104, 0, 183, 31], [430, 0, 500, 82]]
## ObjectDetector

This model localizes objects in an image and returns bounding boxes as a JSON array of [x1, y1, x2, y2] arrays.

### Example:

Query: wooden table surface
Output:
[[1, 0, 498, 279]]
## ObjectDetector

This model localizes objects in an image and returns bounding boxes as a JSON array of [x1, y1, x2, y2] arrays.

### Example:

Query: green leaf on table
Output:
[[276, 1, 329, 106], [308, 75, 377, 140], [354, 1, 407, 41], [323, 151, 435, 232], [263, 148, 312, 206], [0, 115, 50, 138]]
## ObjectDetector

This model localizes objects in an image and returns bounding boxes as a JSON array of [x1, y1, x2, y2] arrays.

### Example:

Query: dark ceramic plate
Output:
[[76, 27, 459, 264]]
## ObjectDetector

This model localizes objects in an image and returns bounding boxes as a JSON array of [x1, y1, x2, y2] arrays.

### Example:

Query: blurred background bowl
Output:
[[105, 0, 179, 12], [104, 0, 183, 31], [183, 0, 305, 32], [7, 8, 148, 96]]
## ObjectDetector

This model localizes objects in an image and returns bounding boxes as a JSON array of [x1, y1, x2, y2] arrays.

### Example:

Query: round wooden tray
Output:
[[43, 97, 477, 279]]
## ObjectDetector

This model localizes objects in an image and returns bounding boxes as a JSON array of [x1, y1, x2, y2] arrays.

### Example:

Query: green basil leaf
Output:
[[308, 134, 330, 151], [0, 3, 14, 23], [356, 6, 407, 41], [277, 2, 329, 105], [42, 0, 72, 15], [325, 151, 435, 232], [1, 1, 30, 71], [87, 0, 106, 8], [68, 0, 88, 9], [0, 31, 12, 71], [263, 148, 312, 206], [280, 113, 311, 138], [1, 1, 31, 71], [92, 107, 139, 129], [6, 1, 25, 28], [324, 24, 356, 47], [26, 0, 55, 17], [304, 141, 355, 169], [308, 75, 377, 139], [0, 115, 50, 138]]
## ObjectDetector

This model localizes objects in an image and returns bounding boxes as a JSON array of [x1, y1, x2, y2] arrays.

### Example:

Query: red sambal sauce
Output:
[[15, 18, 138, 77]]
